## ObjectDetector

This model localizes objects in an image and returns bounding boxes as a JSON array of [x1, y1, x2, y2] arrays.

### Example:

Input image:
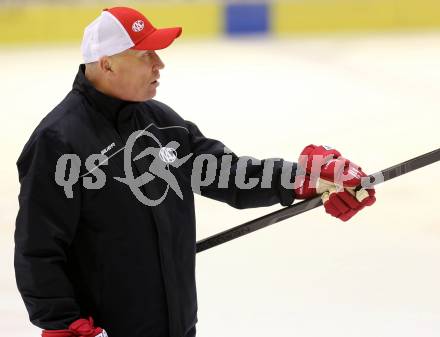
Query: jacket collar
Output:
[[72, 64, 137, 127]]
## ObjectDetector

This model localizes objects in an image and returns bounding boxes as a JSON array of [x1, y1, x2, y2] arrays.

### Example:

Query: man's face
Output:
[[108, 49, 165, 102]]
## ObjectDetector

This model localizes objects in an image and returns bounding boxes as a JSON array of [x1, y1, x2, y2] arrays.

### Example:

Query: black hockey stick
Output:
[[196, 147, 440, 253]]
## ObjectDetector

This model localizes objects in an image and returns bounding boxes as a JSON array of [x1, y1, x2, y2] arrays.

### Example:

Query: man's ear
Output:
[[98, 56, 112, 73]]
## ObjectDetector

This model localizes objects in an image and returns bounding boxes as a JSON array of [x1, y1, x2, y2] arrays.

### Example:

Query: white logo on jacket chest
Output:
[[159, 147, 177, 163]]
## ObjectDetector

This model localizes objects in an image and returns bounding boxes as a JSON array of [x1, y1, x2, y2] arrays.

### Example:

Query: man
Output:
[[14, 6, 376, 337]]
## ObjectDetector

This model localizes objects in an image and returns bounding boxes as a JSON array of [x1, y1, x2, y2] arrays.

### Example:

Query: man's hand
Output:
[[41, 317, 107, 337], [294, 145, 376, 221]]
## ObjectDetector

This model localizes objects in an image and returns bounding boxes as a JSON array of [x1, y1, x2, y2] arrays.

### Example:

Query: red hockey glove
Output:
[[41, 317, 107, 337], [294, 145, 376, 221]]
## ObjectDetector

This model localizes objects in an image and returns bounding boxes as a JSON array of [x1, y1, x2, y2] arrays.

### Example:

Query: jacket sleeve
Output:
[[185, 120, 298, 209], [14, 129, 82, 330]]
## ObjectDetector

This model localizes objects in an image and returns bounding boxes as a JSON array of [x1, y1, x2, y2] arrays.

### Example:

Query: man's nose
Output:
[[153, 52, 165, 70]]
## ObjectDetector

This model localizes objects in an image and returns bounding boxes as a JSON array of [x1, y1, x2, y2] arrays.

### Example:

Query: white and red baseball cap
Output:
[[81, 7, 182, 63]]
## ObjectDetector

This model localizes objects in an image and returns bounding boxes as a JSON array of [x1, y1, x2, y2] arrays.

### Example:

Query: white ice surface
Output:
[[1, 32, 440, 337]]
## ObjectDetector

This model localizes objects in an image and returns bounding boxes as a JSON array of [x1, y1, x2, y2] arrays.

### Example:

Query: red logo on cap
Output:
[[132, 20, 144, 32]]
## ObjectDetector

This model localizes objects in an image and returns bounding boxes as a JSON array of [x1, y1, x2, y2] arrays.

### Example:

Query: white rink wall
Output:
[[1, 32, 440, 337]]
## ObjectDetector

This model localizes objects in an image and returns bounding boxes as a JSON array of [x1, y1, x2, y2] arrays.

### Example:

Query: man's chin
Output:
[[142, 89, 156, 101], [132, 92, 156, 102]]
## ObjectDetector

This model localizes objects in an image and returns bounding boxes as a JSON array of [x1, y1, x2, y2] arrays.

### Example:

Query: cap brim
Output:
[[132, 27, 182, 51]]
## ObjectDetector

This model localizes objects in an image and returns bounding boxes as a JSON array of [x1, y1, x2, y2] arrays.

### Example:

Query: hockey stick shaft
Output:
[[196, 148, 440, 253]]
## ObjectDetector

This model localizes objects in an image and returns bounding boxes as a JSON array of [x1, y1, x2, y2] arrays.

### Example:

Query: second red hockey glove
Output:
[[41, 317, 107, 337]]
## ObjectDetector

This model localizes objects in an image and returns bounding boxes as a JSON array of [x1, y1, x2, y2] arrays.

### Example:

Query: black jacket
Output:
[[15, 65, 297, 337]]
